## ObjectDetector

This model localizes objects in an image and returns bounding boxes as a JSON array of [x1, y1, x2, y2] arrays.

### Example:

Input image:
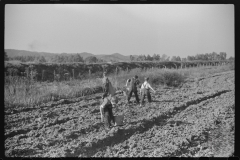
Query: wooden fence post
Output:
[[88, 69, 91, 82], [42, 70, 44, 81], [30, 70, 33, 81], [173, 64, 177, 69], [54, 70, 55, 81], [72, 69, 75, 80], [89, 69, 91, 77], [78, 73, 81, 80], [26, 67, 29, 78]]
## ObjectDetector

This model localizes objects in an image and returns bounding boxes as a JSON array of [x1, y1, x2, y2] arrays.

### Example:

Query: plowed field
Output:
[[5, 70, 235, 157]]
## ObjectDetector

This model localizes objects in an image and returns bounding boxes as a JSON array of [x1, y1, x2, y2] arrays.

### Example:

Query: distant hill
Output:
[[5, 49, 131, 62], [96, 53, 130, 62], [5, 49, 56, 57]]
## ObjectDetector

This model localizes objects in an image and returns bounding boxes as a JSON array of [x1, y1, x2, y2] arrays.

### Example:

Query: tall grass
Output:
[[4, 64, 234, 108], [109, 64, 234, 89], [4, 76, 102, 108]]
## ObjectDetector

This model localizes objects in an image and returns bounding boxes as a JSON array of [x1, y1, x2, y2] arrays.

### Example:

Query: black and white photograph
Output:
[[4, 4, 234, 157]]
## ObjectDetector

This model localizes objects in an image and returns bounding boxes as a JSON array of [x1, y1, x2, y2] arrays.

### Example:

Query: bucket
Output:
[[114, 115, 124, 126], [123, 87, 130, 96]]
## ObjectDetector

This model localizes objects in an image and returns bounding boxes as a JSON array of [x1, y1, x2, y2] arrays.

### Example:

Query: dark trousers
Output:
[[104, 105, 115, 128], [140, 89, 151, 104], [127, 89, 140, 103]]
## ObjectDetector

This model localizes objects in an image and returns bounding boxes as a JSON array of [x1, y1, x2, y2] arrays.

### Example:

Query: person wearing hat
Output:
[[102, 72, 116, 99], [100, 95, 118, 129], [102, 71, 107, 83], [140, 77, 156, 106], [126, 75, 141, 104]]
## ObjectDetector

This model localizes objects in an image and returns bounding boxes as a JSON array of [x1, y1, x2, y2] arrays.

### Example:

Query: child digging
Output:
[[140, 77, 156, 106], [100, 72, 119, 129], [100, 96, 118, 130]]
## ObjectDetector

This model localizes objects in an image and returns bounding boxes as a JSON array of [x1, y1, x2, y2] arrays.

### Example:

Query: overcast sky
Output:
[[5, 4, 234, 58]]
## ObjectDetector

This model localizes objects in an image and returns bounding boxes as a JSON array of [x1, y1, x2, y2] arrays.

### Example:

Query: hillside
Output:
[[5, 49, 130, 62]]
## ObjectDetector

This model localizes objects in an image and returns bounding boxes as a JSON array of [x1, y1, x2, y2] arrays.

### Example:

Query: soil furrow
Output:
[[64, 89, 231, 157], [5, 70, 234, 157], [91, 88, 234, 157]]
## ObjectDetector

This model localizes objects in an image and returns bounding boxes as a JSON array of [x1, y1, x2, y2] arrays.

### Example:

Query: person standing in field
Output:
[[102, 72, 107, 84], [140, 77, 156, 106], [102, 72, 116, 99], [100, 71, 118, 129], [122, 78, 131, 97], [126, 75, 140, 104], [100, 96, 117, 129]]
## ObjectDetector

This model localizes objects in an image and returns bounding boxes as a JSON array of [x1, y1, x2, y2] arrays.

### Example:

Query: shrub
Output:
[[110, 68, 186, 88], [149, 70, 186, 87], [229, 63, 234, 70]]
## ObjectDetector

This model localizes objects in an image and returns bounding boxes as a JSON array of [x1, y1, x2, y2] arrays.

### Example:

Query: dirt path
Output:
[[5, 70, 234, 157]]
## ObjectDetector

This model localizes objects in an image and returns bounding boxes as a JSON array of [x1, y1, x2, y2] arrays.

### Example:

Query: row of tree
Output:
[[186, 52, 227, 61], [130, 52, 234, 62], [5, 52, 234, 63], [4, 52, 106, 63], [130, 54, 180, 62], [7, 55, 48, 63]]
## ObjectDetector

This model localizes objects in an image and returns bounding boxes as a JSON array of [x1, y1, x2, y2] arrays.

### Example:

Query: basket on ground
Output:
[[114, 115, 124, 126]]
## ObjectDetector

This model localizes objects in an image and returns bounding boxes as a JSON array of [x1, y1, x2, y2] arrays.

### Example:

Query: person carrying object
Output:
[[140, 77, 156, 106], [102, 72, 108, 84], [100, 95, 118, 129], [125, 78, 131, 88], [122, 78, 131, 97], [126, 75, 141, 104]]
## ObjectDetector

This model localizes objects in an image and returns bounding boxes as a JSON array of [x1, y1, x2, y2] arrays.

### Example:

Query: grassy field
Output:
[[4, 64, 234, 109]]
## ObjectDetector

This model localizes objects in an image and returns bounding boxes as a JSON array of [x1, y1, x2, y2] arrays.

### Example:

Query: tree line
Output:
[[4, 52, 106, 63], [5, 51, 234, 63], [130, 52, 234, 62]]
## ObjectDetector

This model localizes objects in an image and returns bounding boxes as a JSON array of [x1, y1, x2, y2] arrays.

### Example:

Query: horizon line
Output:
[[5, 48, 233, 58]]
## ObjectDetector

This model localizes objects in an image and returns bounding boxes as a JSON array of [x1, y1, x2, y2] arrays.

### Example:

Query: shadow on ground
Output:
[[65, 89, 230, 157]]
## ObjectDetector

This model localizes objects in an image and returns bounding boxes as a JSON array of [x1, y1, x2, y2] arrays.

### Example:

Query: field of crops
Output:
[[5, 67, 234, 157]]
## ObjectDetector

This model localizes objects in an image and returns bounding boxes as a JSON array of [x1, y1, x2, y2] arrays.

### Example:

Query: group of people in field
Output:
[[99, 72, 156, 130]]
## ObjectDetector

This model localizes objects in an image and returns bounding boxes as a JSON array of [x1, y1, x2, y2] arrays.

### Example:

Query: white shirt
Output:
[[125, 79, 131, 87], [141, 81, 151, 89]]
